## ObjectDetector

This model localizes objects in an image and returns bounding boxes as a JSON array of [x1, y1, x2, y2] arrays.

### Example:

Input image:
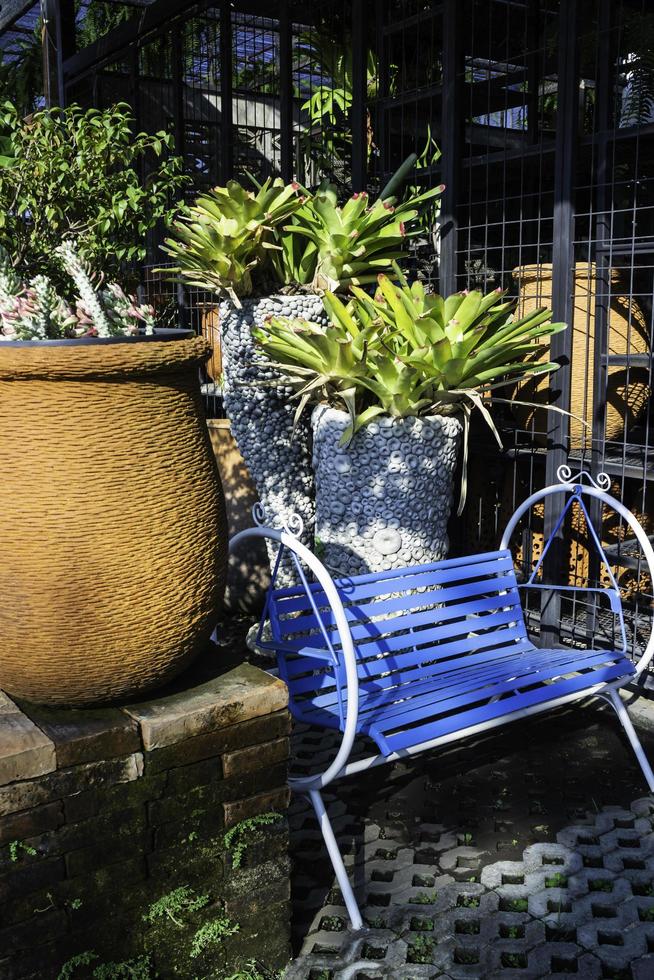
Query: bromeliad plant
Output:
[[0, 242, 156, 341], [161, 176, 443, 302], [160, 178, 306, 302], [253, 267, 568, 510]]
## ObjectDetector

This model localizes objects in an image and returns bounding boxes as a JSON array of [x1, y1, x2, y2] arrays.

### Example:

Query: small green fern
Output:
[[223, 812, 284, 870], [190, 916, 239, 958], [143, 886, 210, 927]]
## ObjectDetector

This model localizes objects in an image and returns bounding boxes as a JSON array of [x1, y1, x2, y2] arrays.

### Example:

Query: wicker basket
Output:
[[511, 263, 650, 445], [0, 334, 228, 706]]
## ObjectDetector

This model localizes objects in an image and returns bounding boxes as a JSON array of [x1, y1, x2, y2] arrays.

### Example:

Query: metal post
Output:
[[279, 0, 293, 181], [172, 29, 185, 159], [351, 0, 367, 192], [586, 0, 613, 637], [220, 0, 233, 182], [373, 0, 387, 182], [42, 0, 76, 107], [541, 0, 579, 646], [440, 0, 463, 295]]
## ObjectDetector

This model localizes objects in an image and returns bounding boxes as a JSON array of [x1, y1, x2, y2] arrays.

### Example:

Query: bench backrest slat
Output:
[[269, 548, 529, 712]]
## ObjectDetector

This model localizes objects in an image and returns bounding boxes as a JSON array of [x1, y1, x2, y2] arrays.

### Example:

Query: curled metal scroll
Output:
[[556, 465, 611, 491], [251, 503, 305, 538]]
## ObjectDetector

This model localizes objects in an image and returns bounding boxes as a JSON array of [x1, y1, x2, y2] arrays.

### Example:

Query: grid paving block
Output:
[[520, 842, 584, 875], [532, 947, 603, 979], [631, 798, 654, 820], [578, 917, 653, 963], [438, 845, 488, 876], [632, 953, 654, 979]]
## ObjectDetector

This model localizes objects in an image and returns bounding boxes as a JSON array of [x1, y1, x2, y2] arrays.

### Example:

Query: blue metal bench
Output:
[[230, 468, 654, 929]]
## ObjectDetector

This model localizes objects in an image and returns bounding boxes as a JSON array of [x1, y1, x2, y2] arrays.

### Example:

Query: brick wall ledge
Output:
[[0, 659, 288, 787], [0, 653, 292, 979]]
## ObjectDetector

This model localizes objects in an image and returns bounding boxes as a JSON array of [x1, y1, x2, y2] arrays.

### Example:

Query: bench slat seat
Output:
[[268, 547, 636, 756]]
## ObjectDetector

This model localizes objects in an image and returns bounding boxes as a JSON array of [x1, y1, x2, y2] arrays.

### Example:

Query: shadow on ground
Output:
[[286, 702, 654, 979]]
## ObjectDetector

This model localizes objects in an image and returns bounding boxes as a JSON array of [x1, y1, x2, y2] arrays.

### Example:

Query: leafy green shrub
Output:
[[0, 102, 187, 289]]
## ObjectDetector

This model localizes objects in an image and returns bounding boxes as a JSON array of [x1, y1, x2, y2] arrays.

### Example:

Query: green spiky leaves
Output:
[[253, 267, 567, 452], [160, 178, 305, 305], [161, 177, 443, 301]]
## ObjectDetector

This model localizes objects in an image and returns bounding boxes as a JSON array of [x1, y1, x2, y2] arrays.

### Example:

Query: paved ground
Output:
[[284, 702, 654, 979]]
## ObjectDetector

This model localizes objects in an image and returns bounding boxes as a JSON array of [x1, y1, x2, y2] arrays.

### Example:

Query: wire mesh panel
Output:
[[58, 0, 654, 678]]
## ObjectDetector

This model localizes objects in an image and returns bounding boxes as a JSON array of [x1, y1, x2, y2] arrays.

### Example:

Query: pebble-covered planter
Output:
[[312, 406, 462, 577], [219, 295, 326, 581]]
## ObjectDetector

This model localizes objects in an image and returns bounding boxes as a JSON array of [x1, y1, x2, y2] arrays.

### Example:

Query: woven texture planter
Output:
[[312, 406, 462, 577], [0, 335, 227, 706], [512, 263, 650, 445], [219, 295, 326, 583]]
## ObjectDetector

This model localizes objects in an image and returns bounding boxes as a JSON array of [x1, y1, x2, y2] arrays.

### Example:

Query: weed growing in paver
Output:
[[505, 898, 529, 913], [361, 943, 386, 960], [412, 874, 435, 888], [455, 919, 480, 935], [457, 894, 480, 908], [588, 879, 613, 892], [375, 848, 397, 860], [453, 947, 480, 965], [407, 935, 434, 964], [364, 914, 386, 929], [638, 906, 654, 921], [409, 916, 434, 931], [500, 924, 525, 939], [633, 882, 654, 896], [501, 952, 527, 968], [412, 892, 437, 904], [545, 873, 568, 888], [319, 916, 345, 932]]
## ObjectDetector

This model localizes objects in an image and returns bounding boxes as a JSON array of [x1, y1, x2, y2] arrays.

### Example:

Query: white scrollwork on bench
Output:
[[251, 502, 305, 538], [556, 465, 611, 491]]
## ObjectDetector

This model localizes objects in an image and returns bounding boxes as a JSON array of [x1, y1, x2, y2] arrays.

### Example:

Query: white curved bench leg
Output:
[[603, 690, 654, 792], [308, 789, 364, 930]]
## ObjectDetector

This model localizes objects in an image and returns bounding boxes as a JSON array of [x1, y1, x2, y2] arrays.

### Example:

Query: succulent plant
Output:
[[161, 176, 443, 301], [0, 243, 156, 341], [160, 178, 305, 304], [253, 266, 567, 507], [270, 181, 444, 293]]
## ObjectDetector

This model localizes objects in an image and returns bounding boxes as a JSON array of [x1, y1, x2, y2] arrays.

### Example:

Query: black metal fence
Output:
[[55, 0, 654, 678]]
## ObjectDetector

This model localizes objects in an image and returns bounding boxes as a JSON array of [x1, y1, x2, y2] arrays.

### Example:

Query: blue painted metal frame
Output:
[[229, 468, 654, 930]]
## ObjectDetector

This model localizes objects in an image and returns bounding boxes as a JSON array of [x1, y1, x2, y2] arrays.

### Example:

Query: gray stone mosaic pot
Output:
[[219, 295, 326, 583], [312, 406, 463, 577]]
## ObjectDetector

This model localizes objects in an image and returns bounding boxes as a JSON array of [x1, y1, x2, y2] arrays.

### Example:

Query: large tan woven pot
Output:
[[512, 263, 650, 445], [0, 333, 228, 706]]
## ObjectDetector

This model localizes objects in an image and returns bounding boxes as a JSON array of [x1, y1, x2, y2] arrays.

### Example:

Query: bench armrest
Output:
[[230, 522, 359, 792]]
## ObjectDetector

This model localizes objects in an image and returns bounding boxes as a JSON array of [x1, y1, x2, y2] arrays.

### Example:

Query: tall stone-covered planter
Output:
[[0, 332, 228, 706], [312, 406, 462, 577], [219, 295, 326, 577]]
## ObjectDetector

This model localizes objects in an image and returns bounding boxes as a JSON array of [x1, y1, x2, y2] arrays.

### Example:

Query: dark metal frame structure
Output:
[[3, 0, 654, 677]]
